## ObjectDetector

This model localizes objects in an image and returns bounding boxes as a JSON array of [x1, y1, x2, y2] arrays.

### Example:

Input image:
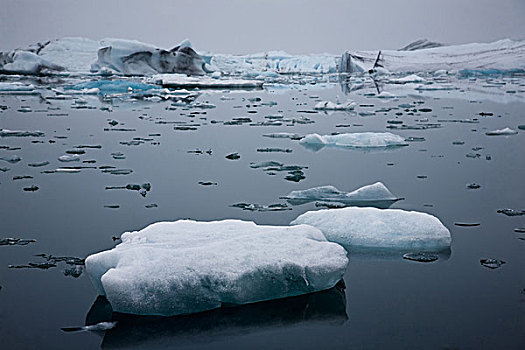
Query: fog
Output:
[[1, 0, 524, 54]]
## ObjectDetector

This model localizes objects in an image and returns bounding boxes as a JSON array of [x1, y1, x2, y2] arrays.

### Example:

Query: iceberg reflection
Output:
[[85, 281, 347, 348]]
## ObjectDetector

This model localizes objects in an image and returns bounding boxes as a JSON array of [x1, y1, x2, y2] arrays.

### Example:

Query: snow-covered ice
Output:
[[291, 207, 451, 252], [85, 219, 348, 316], [3, 37, 523, 79], [299, 132, 408, 150], [0, 129, 45, 137], [485, 127, 518, 136], [283, 182, 402, 209]]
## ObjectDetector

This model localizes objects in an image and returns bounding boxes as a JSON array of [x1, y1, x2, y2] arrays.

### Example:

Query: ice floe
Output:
[[282, 182, 402, 209], [85, 219, 348, 316], [299, 132, 408, 150], [485, 127, 518, 136], [291, 207, 451, 252]]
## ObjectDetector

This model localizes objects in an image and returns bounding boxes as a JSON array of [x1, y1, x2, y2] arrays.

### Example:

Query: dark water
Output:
[[1, 79, 524, 349]]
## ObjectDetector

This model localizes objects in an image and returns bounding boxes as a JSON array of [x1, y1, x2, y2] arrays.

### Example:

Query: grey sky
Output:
[[1, 0, 524, 54]]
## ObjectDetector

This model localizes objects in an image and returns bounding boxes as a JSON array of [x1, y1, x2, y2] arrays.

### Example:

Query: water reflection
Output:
[[85, 281, 347, 348]]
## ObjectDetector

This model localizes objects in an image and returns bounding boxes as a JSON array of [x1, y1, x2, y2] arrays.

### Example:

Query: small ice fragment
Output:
[[28, 161, 50, 167], [225, 153, 240, 160], [13, 175, 33, 181], [58, 155, 80, 162], [402, 252, 439, 262], [256, 148, 292, 153], [480, 259, 505, 269], [61, 321, 117, 333], [497, 208, 525, 216], [485, 128, 518, 136], [0, 238, 36, 246], [64, 265, 83, 278], [1, 155, 21, 163], [230, 203, 291, 212], [250, 161, 283, 169], [0, 129, 45, 137], [454, 222, 480, 227]]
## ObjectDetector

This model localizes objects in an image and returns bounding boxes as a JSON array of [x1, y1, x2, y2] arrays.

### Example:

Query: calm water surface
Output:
[[0, 77, 524, 349]]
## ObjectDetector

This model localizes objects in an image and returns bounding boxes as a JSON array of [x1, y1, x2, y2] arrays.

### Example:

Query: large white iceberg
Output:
[[85, 220, 348, 316], [291, 207, 451, 252], [339, 39, 525, 74], [2, 37, 524, 79], [283, 182, 402, 209], [299, 132, 408, 150]]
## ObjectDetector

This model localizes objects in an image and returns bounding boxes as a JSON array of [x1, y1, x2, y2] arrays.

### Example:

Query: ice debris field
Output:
[[1, 36, 524, 323]]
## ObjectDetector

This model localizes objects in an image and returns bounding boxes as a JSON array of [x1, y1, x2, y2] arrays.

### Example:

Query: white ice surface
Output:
[[314, 100, 356, 110], [2, 37, 524, 78], [284, 182, 399, 204], [85, 219, 348, 316], [291, 207, 451, 252], [299, 132, 408, 148], [485, 127, 518, 135]]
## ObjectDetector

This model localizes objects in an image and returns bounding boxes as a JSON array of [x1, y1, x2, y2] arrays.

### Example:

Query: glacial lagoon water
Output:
[[1, 75, 524, 349]]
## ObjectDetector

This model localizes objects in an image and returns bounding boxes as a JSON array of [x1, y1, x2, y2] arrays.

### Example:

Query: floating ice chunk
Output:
[[485, 127, 518, 136], [61, 321, 117, 333], [1, 155, 21, 163], [291, 207, 451, 252], [282, 182, 402, 209], [58, 155, 80, 162], [0, 129, 45, 137], [314, 101, 356, 111], [299, 132, 408, 150], [85, 220, 348, 316], [0, 82, 36, 94]]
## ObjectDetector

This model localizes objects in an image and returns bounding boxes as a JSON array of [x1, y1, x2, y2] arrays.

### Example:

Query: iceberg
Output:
[[282, 182, 402, 209], [339, 39, 525, 74], [0, 50, 64, 75], [291, 207, 451, 252], [299, 132, 408, 150], [90, 39, 210, 75], [85, 219, 348, 316]]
